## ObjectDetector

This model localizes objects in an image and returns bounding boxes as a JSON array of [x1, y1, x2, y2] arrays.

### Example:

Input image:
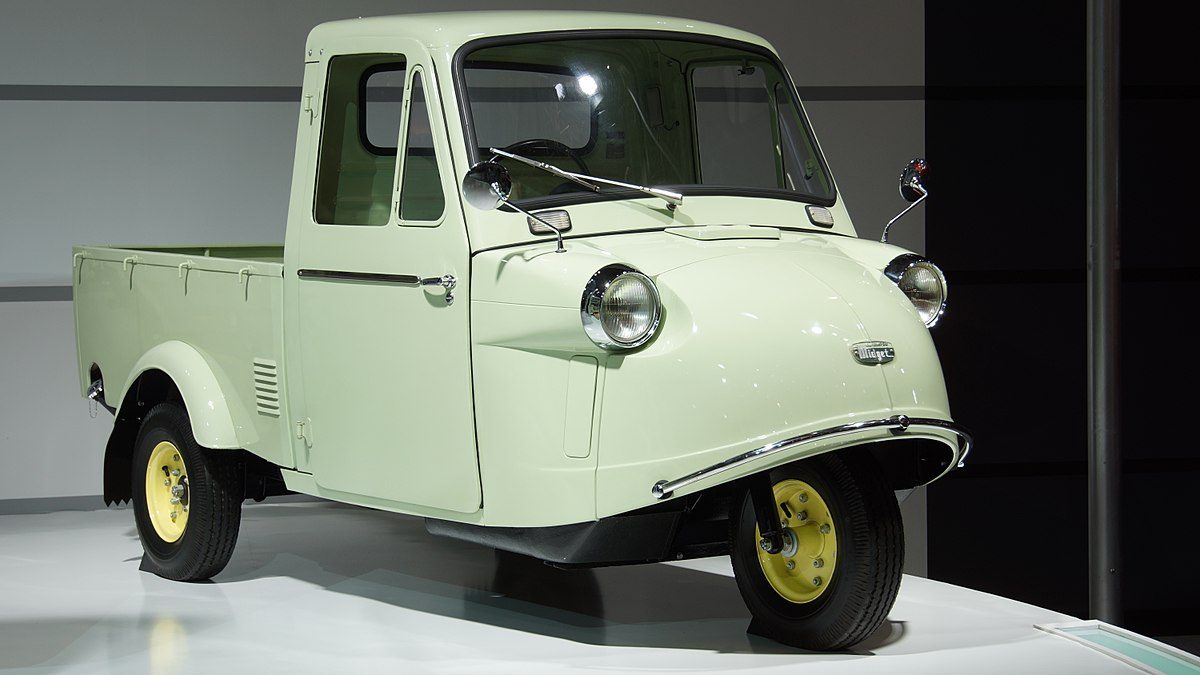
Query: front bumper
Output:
[[651, 414, 972, 500]]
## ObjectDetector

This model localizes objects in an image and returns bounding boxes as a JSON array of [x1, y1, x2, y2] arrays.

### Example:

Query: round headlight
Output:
[[581, 265, 662, 349], [885, 255, 947, 327]]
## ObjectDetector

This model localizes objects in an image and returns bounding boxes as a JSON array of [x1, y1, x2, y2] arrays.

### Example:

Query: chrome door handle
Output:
[[298, 269, 457, 306], [420, 274, 457, 305]]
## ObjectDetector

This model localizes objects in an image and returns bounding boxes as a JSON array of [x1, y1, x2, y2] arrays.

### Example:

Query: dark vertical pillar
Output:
[[1086, 0, 1121, 623]]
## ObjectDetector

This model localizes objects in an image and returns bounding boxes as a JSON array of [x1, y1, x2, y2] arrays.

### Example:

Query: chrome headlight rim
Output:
[[884, 254, 948, 327], [581, 264, 662, 350]]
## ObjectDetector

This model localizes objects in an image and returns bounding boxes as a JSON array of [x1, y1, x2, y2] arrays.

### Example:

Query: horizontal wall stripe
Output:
[[1, 83, 928, 103], [0, 495, 115, 515], [0, 84, 302, 102], [4, 266, 1197, 302], [0, 286, 73, 302], [949, 457, 1200, 478], [945, 267, 1200, 285], [925, 84, 1199, 101], [0, 492, 322, 515], [800, 85, 923, 101], [4, 83, 1196, 104]]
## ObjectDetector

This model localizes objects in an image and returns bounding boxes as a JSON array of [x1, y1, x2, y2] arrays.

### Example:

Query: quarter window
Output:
[[399, 72, 445, 222]]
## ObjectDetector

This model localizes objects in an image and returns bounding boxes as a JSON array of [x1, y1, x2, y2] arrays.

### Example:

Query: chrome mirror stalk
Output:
[[462, 159, 565, 252], [881, 158, 928, 244]]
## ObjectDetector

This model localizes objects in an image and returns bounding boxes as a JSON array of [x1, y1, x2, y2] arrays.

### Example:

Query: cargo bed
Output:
[[72, 243, 292, 467]]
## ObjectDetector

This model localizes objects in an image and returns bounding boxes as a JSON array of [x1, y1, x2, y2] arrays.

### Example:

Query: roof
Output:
[[306, 11, 774, 55]]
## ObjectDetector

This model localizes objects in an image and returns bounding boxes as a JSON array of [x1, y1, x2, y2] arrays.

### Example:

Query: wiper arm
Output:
[[488, 147, 683, 209], [488, 147, 600, 194]]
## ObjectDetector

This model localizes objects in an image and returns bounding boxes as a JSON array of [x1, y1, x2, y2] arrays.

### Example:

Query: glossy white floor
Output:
[[0, 501, 1141, 674]]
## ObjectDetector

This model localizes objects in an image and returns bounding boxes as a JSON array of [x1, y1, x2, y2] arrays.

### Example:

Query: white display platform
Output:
[[0, 501, 1159, 673]]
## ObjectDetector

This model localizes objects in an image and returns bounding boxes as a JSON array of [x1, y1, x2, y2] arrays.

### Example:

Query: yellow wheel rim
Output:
[[144, 441, 189, 543], [755, 478, 838, 603]]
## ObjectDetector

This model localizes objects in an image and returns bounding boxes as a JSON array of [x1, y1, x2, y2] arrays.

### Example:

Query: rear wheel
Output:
[[730, 450, 904, 650], [131, 402, 243, 581]]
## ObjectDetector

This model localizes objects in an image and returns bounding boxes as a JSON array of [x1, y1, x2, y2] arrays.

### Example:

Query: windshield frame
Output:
[[452, 30, 839, 211]]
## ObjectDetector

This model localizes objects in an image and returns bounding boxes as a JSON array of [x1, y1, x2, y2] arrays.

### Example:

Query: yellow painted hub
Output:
[[145, 441, 189, 543], [755, 478, 838, 603]]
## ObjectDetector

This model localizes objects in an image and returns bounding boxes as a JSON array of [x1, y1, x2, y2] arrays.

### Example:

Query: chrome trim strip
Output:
[[651, 415, 972, 499], [297, 269, 458, 304], [297, 269, 422, 285]]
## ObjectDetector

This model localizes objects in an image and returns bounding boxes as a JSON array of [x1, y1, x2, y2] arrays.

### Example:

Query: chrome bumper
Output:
[[650, 415, 972, 500]]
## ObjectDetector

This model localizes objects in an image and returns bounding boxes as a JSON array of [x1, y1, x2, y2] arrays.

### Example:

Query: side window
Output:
[[775, 83, 832, 196], [398, 72, 445, 222], [691, 64, 778, 188], [314, 54, 405, 226]]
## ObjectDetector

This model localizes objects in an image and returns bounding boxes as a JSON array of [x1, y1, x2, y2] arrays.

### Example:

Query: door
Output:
[[290, 46, 480, 513]]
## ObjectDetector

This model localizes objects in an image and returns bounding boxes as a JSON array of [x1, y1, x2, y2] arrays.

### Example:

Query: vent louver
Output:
[[252, 358, 280, 417]]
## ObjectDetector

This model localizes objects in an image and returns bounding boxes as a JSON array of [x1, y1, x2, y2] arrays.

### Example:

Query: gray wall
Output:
[[0, 0, 925, 569]]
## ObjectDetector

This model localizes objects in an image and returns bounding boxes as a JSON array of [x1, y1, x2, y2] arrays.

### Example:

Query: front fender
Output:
[[119, 340, 241, 449]]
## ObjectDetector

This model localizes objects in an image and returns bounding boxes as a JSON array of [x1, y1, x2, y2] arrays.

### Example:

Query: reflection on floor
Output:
[[0, 501, 1142, 673]]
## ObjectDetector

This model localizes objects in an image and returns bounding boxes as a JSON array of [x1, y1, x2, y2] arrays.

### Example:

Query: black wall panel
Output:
[[926, 0, 1200, 635]]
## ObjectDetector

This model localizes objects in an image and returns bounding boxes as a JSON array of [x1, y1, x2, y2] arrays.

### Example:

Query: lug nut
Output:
[[171, 469, 180, 477], [170, 511, 177, 520], [797, 510, 808, 521], [785, 560, 796, 570], [163, 479, 170, 486], [798, 492, 809, 503], [813, 576, 823, 587], [820, 524, 831, 534], [170, 497, 180, 504], [813, 558, 825, 568], [173, 454, 180, 461], [759, 538, 772, 551]]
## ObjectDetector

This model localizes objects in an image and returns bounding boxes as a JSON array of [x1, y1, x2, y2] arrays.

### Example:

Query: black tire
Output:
[[131, 402, 243, 581], [730, 449, 904, 650]]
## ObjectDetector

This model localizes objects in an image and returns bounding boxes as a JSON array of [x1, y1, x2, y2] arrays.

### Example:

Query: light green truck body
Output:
[[73, 12, 964, 530]]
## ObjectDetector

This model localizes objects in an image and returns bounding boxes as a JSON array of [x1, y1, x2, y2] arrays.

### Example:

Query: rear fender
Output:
[[118, 341, 239, 448], [102, 341, 241, 505]]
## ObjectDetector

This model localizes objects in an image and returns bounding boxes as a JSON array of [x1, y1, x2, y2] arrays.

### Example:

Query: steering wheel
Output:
[[496, 138, 591, 176]]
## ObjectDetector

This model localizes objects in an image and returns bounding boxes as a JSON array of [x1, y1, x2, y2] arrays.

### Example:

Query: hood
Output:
[[591, 238, 951, 515]]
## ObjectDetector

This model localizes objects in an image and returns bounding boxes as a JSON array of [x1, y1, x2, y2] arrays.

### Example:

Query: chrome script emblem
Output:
[[851, 341, 895, 365]]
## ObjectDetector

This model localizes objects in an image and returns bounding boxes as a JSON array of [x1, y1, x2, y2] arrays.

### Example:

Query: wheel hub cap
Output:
[[755, 478, 838, 603], [145, 441, 189, 542]]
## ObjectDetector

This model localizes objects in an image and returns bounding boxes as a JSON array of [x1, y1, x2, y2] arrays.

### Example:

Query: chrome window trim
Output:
[[651, 414, 972, 499], [580, 264, 662, 350]]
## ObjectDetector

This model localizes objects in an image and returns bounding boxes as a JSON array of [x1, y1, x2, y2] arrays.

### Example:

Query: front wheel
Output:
[[730, 449, 904, 650], [131, 402, 244, 581]]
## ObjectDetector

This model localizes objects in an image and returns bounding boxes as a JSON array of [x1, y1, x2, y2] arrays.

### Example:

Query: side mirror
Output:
[[460, 160, 566, 253], [882, 158, 929, 243], [899, 158, 928, 203], [461, 161, 513, 211]]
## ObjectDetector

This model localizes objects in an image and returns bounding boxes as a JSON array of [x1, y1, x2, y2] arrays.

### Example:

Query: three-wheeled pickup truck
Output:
[[72, 11, 970, 650]]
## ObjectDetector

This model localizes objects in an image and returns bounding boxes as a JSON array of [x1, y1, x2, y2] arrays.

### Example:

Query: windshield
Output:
[[458, 35, 835, 206]]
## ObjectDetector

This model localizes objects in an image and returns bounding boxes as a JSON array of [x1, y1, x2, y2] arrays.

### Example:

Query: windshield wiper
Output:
[[488, 147, 684, 210]]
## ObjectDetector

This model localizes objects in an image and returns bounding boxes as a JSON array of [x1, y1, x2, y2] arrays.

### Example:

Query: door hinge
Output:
[[295, 418, 313, 448], [303, 94, 316, 126]]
